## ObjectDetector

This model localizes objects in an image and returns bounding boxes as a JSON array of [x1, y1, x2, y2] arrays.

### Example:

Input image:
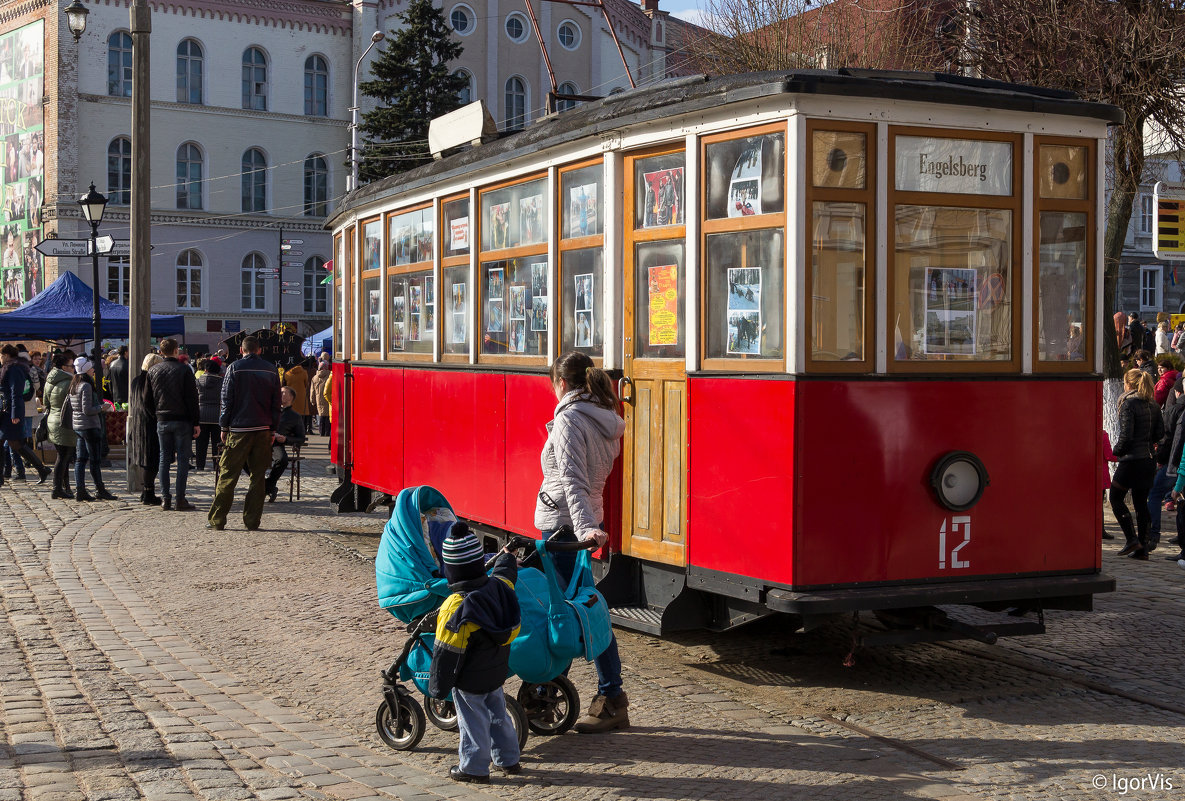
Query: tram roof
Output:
[[331, 69, 1122, 227]]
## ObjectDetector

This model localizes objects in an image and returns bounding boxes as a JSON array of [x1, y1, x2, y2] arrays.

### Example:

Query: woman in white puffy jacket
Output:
[[533, 351, 627, 733]]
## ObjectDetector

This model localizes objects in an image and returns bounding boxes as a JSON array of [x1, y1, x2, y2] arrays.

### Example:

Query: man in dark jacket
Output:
[[146, 338, 200, 511], [207, 335, 281, 531], [263, 386, 305, 503], [109, 346, 129, 405]]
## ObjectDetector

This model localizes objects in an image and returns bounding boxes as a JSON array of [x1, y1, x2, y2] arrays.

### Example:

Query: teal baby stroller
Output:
[[374, 486, 609, 750]]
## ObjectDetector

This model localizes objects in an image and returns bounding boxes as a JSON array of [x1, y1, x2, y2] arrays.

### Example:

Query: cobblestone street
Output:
[[1, 442, 1182, 800]]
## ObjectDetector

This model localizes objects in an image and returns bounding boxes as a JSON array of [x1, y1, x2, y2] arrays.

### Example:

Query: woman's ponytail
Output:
[[551, 351, 618, 409]]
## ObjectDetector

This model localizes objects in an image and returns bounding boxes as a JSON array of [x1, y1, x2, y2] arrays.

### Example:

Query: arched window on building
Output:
[[242, 47, 268, 111], [241, 252, 267, 311], [242, 148, 267, 213], [107, 256, 129, 305], [556, 81, 579, 112], [304, 55, 329, 116], [176, 250, 203, 309], [455, 69, 473, 105], [176, 143, 203, 210], [505, 76, 527, 130], [177, 39, 204, 104], [304, 154, 328, 217], [108, 32, 133, 97], [107, 137, 131, 206]]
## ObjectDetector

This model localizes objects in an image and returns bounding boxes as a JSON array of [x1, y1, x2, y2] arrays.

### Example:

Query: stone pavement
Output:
[[1, 444, 1183, 801]]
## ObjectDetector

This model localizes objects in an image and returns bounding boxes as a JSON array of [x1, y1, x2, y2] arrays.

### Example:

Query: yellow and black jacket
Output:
[[429, 553, 521, 697]]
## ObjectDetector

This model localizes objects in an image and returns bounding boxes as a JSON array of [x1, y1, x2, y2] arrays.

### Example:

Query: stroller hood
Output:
[[376, 486, 454, 622]]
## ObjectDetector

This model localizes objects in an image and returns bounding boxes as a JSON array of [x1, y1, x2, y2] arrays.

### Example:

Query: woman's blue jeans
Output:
[[75, 428, 104, 492], [541, 526, 623, 699]]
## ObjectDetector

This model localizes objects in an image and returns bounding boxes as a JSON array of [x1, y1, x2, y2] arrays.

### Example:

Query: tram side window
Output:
[[634, 241, 686, 359], [333, 234, 343, 357], [562, 164, 603, 238], [362, 275, 381, 353], [705, 133, 784, 219], [388, 271, 434, 354], [811, 202, 865, 361], [442, 198, 471, 257], [893, 206, 1013, 362], [481, 258, 548, 356], [704, 229, 784, 360], [634, 154, 685, 229], [388, 207, 434, 266], [481, 178, 548, 251], [560, 248, 603, 356], [442, 265, 469, 354], [361, 220, 382, 272], [1037, 212, 1087, 362]]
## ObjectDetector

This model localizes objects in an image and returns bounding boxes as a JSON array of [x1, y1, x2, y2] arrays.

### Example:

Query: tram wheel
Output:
[[517, 675, 579, 735], [424, 696, 459, 731], [375, 695, 426, 751]]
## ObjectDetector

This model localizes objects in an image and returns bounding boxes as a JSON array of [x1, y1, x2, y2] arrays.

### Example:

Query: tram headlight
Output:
[[930, 451, 990, 512]]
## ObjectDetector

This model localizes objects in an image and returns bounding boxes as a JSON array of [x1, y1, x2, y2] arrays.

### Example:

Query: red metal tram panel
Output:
[[350, 367, 405, 492]]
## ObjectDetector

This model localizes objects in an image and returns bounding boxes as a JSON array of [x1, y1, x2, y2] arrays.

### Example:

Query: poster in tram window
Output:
[[363, 220, 382, 271], [530, 261, 548, 332], [508, 285, 526, 353], [424, 276, 435, 335], [487, 268, 504, 332], [409, 285, 422, 341], [450, 216, 469, 251], [726, 267, 761, 355], [574, 273, 594, 348], [642, 168, 684, 228], [923, 267, 978, 356], [391, 287, 406, 351], [520, 194, 544, 245], [727, 142, 762, 217], [490, 202, 512, 249], [367, 289, 381, 346], [451, 283, 466, 344], [647, 264, 678, 346], [570, 184, 597, 237]]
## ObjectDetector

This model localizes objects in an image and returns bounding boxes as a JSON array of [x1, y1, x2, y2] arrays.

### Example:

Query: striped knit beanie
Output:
[[441, 523, 485, 582]]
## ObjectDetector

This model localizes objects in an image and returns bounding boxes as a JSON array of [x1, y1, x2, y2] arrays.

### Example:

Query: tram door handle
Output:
[[618, 376, 635, 406]]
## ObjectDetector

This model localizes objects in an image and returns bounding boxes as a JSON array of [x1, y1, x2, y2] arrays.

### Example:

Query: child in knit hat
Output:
[[428, 523, 522, 783]]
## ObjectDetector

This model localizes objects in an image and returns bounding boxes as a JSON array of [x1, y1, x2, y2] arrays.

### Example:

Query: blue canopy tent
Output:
[[0, 271, 185, 342], [301, 325, 332, 356]]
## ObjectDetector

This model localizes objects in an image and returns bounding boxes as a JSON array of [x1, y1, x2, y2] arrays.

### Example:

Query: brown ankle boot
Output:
[[574, 692, 629, 733]]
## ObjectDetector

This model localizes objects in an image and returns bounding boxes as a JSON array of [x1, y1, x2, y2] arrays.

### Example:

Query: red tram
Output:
[[327, 71, 1118, 644]]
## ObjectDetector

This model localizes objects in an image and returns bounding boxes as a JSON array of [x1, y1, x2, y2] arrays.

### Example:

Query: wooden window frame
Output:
[[340, 226, 354, 361], [624, 143, 687, 373], [699, 122, 787, 373], [886, 125, 1024, 375], [1032, 135, 1095, 374], [557, 157, 605, 367], [357, 215, 384, 361], [384, 202, 435, 364], [440, 193, 472, 364], [477, 172, 550, 367]]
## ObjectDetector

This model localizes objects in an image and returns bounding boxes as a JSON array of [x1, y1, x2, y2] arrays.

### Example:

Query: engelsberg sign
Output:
[[896, 136, 1012, 196]]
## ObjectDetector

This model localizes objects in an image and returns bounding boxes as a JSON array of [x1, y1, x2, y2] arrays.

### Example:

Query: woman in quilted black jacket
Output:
[[1112, 369, 1164, 560]]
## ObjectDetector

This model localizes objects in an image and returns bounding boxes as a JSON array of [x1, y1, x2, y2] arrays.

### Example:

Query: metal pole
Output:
[[127, 0, 151, 492], [278, 226, 284, 332], [90, 219, 101, 369], [349, 32, 385, 192]]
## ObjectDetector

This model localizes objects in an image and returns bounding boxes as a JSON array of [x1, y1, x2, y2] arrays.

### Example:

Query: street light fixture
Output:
[[65, 0, 89, 41], [78, 183, 108, 369], [348, 30, 385, 192]]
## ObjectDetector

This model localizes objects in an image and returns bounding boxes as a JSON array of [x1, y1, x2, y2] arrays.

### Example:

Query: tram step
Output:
[[609, 606, 664, 635]]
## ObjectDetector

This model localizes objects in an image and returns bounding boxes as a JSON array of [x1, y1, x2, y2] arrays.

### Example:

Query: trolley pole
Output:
[[278, 226, 284, 332]]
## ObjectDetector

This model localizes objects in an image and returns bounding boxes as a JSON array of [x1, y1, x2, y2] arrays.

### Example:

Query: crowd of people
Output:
[[0, 338, 335, 508], [1109, 311, 1185, 567]]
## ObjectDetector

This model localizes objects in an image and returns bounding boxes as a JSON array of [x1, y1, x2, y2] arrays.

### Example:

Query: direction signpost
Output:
[[282, 289, 301, 296], [36, 237, 143, 258]]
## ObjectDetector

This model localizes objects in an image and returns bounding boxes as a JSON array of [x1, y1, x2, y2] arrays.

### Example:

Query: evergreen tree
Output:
[[357, 0, 467, 182]]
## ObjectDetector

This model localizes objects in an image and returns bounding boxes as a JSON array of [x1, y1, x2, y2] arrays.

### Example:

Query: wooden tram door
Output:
[[620, 147, 688, 567]]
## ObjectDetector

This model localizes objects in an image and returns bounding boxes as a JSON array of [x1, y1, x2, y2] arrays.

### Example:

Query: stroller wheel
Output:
[[505, 695, 529, 750], [518, 675, 579, 736], [424, 697, 459, 731], [375, 695, 426, 751]]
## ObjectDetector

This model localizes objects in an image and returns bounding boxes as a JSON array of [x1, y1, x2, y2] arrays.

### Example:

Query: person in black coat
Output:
[[0, 344, 49, 487], [1112, 369, 1164, 560], [109, 346, 129, 406], [128, 353, 163, 506], [263, 386, 305, 503]]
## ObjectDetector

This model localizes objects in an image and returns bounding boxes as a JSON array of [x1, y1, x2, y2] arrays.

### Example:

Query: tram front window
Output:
[[1038, 212, 1087, 362], [705, 229, 784, 360], [811, 202, 865, 361], [892, 206, 1013, 363]]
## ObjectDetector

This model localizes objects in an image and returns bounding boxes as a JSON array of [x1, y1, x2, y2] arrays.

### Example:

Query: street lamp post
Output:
[[348, 31, 385, 192], [78, 184, 108, 368]]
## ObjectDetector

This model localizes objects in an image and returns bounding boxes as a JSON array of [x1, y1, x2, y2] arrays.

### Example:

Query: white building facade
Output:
[[0, 0, 696, 350]]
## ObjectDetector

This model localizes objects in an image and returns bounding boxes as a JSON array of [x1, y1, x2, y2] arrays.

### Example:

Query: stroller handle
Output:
[[539, 538, 600, 553]]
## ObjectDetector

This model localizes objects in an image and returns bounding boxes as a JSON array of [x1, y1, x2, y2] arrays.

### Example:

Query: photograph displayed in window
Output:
[[893, 206, 1012, 361], [812, 202, 865, 361], [443, 265, 469, 354], [812, 131, 866, 189], [481, 179, 547, 251], [705, 134, 785, 219], [560, 248, 602, 356], [361, 219, 382, 271], [562, 165, 602, 239], [481, 259, 547, 356], [634, 241, 685, 358], [389, 271, 434, 354], [388, 207, 433, 266], [363, 276, 381, 352], [1038, 212, 1087, 362], [442, 197, 470, 256], [704, 230, 783, 360], [1039, 145, 1088, 200], [634, 153, 685, 229]]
